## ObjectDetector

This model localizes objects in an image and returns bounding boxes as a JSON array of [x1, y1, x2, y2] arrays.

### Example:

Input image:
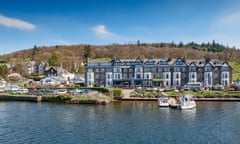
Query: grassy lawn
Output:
[[71, 93, 112, 101], [229, 61, 240, 81], [130, 90, 240, 98], [165, 90, 240, 98]]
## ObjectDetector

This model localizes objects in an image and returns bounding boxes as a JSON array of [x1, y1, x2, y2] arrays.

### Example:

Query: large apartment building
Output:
[[85, 58, 232, 88]]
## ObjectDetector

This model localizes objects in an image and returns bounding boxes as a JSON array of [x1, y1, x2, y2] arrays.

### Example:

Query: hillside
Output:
[[0, 41, 240, 80]]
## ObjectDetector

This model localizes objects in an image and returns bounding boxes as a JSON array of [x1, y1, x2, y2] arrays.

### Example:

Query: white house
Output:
[[40, 77, 61, 86]]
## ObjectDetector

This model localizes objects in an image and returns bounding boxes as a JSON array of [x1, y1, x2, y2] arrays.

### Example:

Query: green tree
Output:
[[178, 41, 184, 48], [48, 52, 60, 66], [0, 65, 8, 78], [32, 45, 38, 56], [83, 45, 91, 63], [13, 63, 27, 77]]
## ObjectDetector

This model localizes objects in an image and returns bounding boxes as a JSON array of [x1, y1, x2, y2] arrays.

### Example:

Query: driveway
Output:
[[122, 89, 134, 98]]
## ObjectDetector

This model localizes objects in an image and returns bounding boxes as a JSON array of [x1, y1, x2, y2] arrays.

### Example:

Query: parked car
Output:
[[56, 89, 68, 94], [213, 85, 224, 90], [17, 88, 29, 94], [37, 89, 47, 94]]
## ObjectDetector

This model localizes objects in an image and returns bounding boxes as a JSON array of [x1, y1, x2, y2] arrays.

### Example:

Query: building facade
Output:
[[26, 61, 48, 75], [85, 58, 232, 88]]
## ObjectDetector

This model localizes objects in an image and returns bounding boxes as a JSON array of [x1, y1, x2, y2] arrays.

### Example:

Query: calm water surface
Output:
[[0, 101, 240, 144]]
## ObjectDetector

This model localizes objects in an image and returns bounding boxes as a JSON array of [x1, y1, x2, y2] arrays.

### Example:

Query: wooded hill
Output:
[[0, 41, 240, 76]]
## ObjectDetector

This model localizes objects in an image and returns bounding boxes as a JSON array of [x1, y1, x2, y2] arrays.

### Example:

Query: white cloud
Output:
[[220, 11, 240, 25], [92, 25, 113, 37], [0, 14, 35, 30]]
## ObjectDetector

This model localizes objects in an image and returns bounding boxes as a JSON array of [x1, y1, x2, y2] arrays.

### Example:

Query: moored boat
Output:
[[158, 97, 169, 107], [178, 94, 196, 110]]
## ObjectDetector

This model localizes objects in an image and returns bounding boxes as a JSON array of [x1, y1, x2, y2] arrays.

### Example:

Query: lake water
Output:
[[0, 101, 240, 144]]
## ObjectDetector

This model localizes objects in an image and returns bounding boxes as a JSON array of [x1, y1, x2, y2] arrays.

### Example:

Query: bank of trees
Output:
[[0, 41, 239, 74]]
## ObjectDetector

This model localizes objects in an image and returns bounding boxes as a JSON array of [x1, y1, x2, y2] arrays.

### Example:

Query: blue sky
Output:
[[1, 0, 240, 54]]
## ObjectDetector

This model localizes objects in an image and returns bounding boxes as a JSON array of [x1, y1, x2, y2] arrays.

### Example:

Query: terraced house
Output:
[[85, 58, 232, 88]]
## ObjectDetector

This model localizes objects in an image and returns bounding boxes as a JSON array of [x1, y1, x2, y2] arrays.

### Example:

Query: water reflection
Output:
[[0, 101, 239, 144], [180, 108, 197, 121]]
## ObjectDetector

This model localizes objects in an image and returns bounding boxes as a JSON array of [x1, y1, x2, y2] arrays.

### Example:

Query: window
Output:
[[175, 67, 180, 72], [164, 67, 169, 72], [144, 68, 150, 72], [129, 73, 133, 78], [106, 68, 112, 72], [190, 66, 196, 72], [95, 68, 99, 72], [225, 73, 228, 78], [136, 67, 141, 72], [192, 74, 195, 79], [95, 74, 99, 79], [136, 74, 141, 79], [124, 69, 128, 72], [117, 68, 121, 73], [166, 74, 169, 79], [152, 68, 156, 72], [146, 74, 149, 79], [182, 67, 186, 72], [158, 68, 162, 72], [118, 74, 120, 79], [101, 68, 105, 72], [114, 74, 121, 80], [205, 66, 211, 71], [123, 74, 128, 79], [107, 74, 110, 79], [176, 73, 179, 79]]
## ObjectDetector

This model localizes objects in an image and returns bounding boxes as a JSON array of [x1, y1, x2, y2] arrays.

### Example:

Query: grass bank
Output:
[[130, 90, 240, 98]]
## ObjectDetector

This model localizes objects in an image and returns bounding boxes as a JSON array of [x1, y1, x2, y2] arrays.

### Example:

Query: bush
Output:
[[144, 92, 152, 97], [47, 95, 72, 101], [130, 91, 137, 97], [80, 87, 110, 93], [111, 88, 123, 97]]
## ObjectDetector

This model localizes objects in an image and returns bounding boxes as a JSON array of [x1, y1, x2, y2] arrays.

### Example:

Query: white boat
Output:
[[178, 94, 196, 110], [158, 97, 169, 107]]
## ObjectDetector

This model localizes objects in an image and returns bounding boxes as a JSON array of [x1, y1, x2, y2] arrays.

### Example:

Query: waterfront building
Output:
[[85, 58, 232, 88], [26, 61, 48, 75]]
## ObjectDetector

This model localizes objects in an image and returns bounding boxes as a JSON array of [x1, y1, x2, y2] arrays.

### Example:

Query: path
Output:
[[122, 89, 134, 98]]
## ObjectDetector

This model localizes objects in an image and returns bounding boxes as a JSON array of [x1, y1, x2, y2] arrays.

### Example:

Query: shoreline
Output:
[[1, 94, 240, 104], [121, 97, 240, 101], [0, 95, 111, 105]]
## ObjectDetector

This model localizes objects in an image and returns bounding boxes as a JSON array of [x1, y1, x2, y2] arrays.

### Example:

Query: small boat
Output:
[[178, 94, 196, 110], [158, 97, 169, 107]]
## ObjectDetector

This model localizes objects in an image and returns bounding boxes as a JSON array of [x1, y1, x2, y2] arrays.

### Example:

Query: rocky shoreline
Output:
[[1, 95, 240, 104], [0, 95, 111, 105]]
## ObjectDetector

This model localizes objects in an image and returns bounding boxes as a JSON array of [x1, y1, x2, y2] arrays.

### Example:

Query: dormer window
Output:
[[192, 74, 195, 79], [205, 65, 211, 71]]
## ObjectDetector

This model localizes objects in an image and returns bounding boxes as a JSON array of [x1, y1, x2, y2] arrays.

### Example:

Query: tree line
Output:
[[0, 41, 239, 77]]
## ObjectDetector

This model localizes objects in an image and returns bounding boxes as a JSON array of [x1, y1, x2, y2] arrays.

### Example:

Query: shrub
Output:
[[130, 91, 137, 97], [47, 95, 72, 101], [80, 87, 110, 93], [144, 92, 152, 97], [112, 88, 123, 97]]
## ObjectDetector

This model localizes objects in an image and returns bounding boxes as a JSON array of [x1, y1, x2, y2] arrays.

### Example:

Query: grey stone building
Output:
[[85, 58, 232, 88]]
